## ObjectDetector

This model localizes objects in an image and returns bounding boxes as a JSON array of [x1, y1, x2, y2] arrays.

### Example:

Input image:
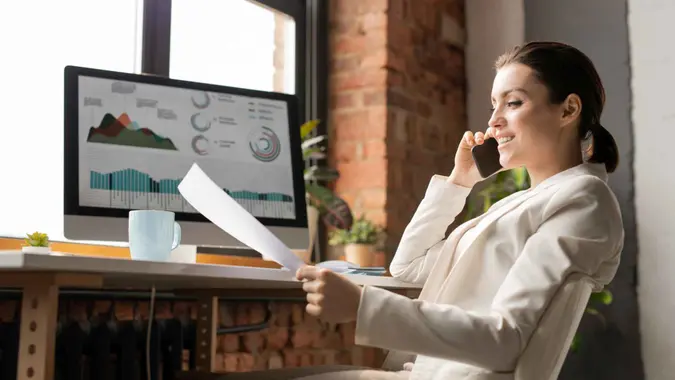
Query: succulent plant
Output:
[[24, 231, 49, 247]]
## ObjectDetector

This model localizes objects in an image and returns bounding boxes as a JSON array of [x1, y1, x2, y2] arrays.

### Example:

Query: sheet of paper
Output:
[[177, 163, 305, 272]]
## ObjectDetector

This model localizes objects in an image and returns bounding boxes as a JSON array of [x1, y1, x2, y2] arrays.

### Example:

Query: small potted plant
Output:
[[22, 231, 51, 254], [328, 215, 382, 267]]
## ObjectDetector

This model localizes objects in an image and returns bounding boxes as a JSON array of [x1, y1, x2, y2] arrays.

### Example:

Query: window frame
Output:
[[141, 0, 329, 261]]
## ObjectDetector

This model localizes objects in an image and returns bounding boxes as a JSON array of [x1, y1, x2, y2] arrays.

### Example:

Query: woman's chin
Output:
[[499, 155, 512, 169]]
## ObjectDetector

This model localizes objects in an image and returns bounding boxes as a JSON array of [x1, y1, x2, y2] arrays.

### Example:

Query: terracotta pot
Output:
[[344, 243, 373, 267]]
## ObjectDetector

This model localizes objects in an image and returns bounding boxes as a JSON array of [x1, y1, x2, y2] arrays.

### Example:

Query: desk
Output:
[[0, 251, 421, 379]]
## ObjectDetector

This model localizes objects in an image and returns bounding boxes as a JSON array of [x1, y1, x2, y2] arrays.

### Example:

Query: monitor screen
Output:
[[64, 66, 308, 248], [76, 75, 297, 220]]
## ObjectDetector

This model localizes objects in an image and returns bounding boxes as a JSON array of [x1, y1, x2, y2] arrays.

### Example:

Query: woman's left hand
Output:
[[296, 266, 363, 324]]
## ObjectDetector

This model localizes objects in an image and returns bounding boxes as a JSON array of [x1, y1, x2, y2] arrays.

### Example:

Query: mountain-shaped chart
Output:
[[87, 113, 178, 151]]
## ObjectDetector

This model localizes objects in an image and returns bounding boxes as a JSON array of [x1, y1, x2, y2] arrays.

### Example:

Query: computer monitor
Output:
[[63, 66, 309, 251]]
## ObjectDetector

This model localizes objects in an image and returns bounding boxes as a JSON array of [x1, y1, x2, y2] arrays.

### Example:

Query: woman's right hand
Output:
[[447, 128, 495, 188]]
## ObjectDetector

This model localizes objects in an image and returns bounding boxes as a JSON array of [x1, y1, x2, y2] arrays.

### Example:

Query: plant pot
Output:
[[22, 246, 51, 255], [344, 243, 373, 267]]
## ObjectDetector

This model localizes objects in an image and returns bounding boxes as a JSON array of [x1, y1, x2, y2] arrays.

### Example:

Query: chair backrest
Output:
[[514, 274, 593, 380], [379, 275, 594, 378]]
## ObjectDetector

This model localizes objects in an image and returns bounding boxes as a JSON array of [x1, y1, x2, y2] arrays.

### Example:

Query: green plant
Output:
[[24, 231, 49, 247], [465, 167, 531, 220], [570, 288, 613, 352], [465, 167, 614, 354], [328, 215, 382, 246], [301, 119, 354, 230]]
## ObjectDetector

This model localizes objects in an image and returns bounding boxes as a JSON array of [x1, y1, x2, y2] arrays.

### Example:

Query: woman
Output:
[[192, 41, 624, 380]]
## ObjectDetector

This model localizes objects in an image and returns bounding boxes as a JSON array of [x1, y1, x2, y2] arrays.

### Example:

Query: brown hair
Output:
[[495, 41, 619, 173]]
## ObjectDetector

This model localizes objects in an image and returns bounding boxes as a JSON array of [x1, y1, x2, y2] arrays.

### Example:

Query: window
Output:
[[0, 0, 142, 241], [0, 0, 328, 257], [170, 0, 296, 94]]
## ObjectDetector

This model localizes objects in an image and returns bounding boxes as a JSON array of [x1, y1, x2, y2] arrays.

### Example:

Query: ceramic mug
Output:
[[128, 210, 181, 261]]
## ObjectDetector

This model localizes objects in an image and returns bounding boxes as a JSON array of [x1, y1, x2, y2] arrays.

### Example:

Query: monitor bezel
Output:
[[64, 65, 308, 229]]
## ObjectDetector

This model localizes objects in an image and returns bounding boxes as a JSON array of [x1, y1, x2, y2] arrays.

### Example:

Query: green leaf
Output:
[[328, 214, 381, 245], [585, 306, 607, 326], [301, 134, 328, 151], [589, 289, 613, 305], [570, 334, 581, 353], [304, 165, 340, 182], [306, 184, 353, 230], [300, 119, 320, 140], [303, 147, 326, 160]]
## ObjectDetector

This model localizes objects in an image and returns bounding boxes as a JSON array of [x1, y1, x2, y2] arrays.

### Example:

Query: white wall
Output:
[[465, 0, 525, 133], [629, 1, 675, 379]]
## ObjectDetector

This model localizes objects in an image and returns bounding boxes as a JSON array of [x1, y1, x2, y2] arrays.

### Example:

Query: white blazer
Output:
[[353, 163, 624, 380]]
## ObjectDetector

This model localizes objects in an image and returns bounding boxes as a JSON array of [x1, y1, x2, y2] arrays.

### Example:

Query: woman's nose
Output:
[[488, 110, 504, 130]]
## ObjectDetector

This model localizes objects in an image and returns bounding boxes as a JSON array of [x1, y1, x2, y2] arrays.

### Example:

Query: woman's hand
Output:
[[448, 127, 496, 188], [296, 266, 363, 324]]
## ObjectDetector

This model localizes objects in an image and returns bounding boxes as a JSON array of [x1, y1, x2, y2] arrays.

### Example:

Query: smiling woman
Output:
[[206, 42, 625, 380]]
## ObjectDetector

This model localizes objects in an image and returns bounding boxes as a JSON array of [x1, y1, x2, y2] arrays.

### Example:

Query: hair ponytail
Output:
[[588, 123, 619, 173]]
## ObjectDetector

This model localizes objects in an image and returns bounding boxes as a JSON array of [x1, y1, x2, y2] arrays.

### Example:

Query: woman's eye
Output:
[[507, 100, 523, 107]]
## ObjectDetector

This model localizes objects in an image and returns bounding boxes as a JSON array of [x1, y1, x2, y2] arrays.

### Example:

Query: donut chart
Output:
[[190, 112, 212, 132], [248, 126, 281, 162], [191, 135, 209, 155], [191, 91, 210, 109]]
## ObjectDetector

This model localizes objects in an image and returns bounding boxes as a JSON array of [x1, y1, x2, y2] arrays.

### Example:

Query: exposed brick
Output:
[[363, 209, 387, 227], [331, 68, 388, 90], [361, 48, 388, 68], [363, 139, 387, 159], [334, 159, 388, 192], [332, 108, 388, 141], [362, 12, 388, 29], [331, 56, 360, 73], [332, 92, 358, 109], [362, 89, 387, 106], [361, 188, 388, 209], [332, 140, 360, 162], [328, 0, 467, 328]]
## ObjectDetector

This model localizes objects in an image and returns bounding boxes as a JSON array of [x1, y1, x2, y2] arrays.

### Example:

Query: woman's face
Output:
[[488, 63, 568, 170]]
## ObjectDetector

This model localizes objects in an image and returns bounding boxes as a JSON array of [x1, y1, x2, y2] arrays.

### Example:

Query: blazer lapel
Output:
[[419, 163, 607, 302], [422, 188, 541, 302]]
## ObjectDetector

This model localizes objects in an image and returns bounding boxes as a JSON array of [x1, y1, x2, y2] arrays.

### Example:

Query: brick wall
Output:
[[328, 0, 467, 257]]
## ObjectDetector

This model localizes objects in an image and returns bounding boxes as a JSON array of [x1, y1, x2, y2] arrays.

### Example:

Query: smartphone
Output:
[[471, 138, 502, 178]]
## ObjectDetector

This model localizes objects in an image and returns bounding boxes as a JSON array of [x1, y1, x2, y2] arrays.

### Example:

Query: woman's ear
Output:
[[560, 93, 582, 128]]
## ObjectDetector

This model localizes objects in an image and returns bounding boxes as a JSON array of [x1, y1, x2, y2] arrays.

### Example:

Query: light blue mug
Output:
[[128, 210, 181, 261]]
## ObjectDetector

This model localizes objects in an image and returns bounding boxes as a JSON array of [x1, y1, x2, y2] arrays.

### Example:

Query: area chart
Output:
[[87, 113, 178, 151]]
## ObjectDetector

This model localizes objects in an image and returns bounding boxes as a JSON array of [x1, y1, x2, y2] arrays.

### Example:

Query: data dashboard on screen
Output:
[[76, 75, 297, 220]]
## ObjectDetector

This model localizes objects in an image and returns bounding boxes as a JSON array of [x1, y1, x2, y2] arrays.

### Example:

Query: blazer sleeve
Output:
[[355, 178, 624, 372], [388, 174, 472, 284]]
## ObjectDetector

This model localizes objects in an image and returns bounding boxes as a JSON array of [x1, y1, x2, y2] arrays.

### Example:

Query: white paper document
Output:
[[177, 163, 305, 272]]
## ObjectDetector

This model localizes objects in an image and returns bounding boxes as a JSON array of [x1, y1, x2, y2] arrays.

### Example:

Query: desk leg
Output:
[[16, 282, 58, 380], [195, 296, 218, 373]]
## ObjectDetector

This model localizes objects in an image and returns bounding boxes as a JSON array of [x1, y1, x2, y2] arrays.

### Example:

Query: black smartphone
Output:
[[471, 138, 502, 178]]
